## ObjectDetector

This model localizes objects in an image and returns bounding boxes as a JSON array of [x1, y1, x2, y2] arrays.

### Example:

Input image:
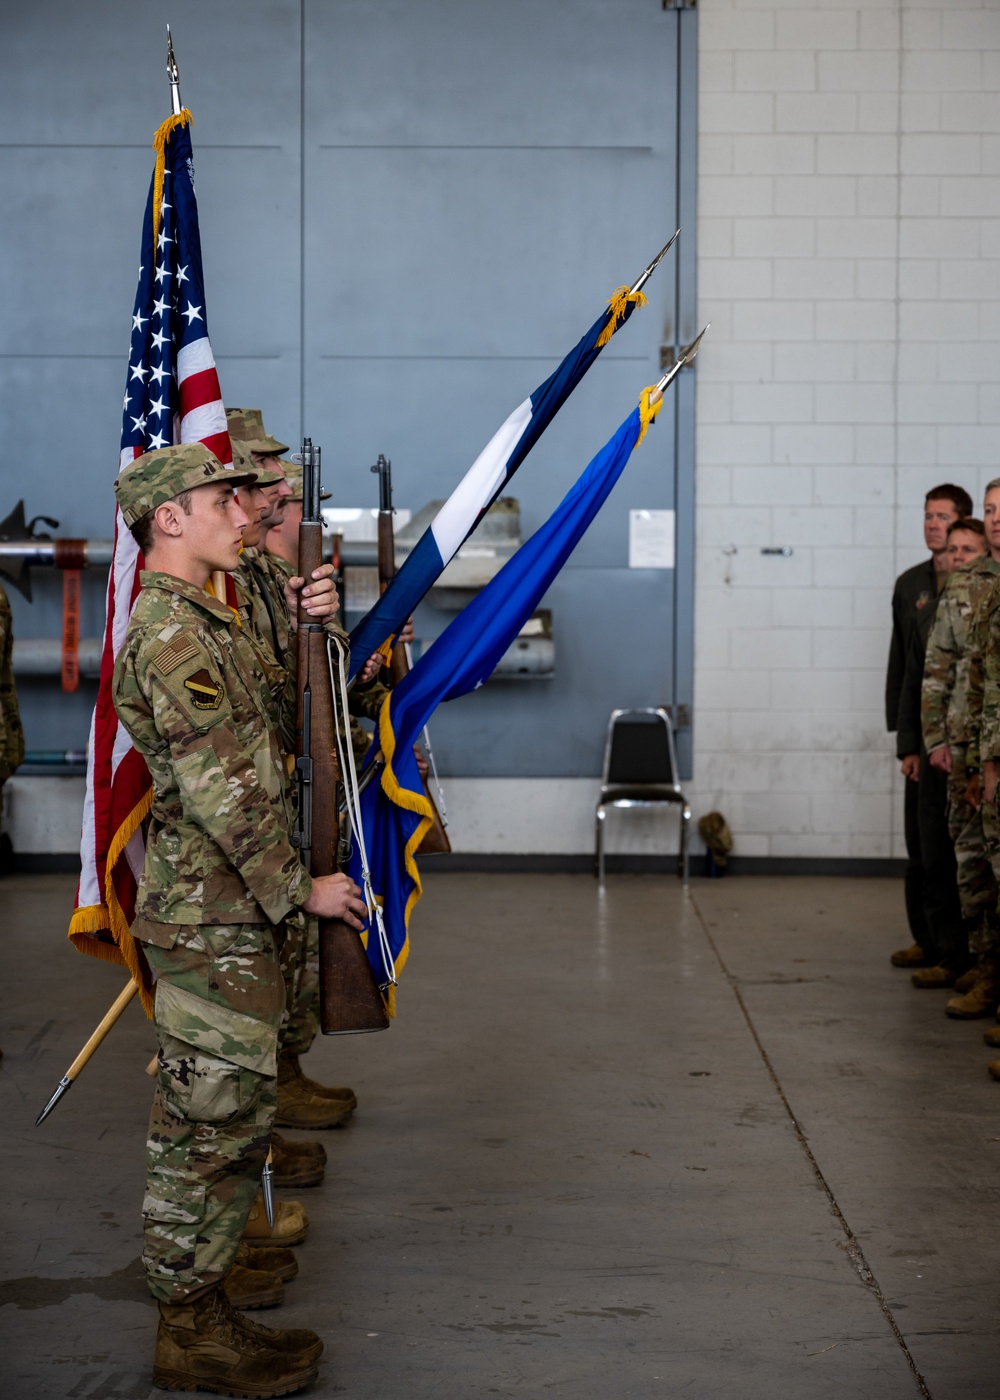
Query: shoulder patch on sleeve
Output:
[[183, 669, 225, 710], [152, 636, 200, 675]]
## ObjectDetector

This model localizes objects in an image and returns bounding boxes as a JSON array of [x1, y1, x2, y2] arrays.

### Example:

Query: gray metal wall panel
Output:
[[420, 567, 675, 777], [2, 1, 696, 780]]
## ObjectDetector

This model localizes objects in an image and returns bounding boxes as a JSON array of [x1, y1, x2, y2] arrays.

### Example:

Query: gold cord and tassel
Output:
[[595, 285, 649, 350]]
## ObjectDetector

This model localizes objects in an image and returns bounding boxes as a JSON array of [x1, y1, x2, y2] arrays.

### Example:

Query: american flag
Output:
[[69, 111, 231, 990]]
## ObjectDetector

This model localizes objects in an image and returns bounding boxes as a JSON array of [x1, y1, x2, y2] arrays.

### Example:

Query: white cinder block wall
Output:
[[11, 0, 1000, 862], [692, 0, 1000, 862]]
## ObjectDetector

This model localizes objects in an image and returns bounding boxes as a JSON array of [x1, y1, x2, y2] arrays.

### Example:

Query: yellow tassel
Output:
[[102, 789, 156, 1017], [373, 694, 434, 993], [151, 109, 192, 255], [595, 285, 649, 350], [376, 637, 394, 663], [636, 384, 665, 448]]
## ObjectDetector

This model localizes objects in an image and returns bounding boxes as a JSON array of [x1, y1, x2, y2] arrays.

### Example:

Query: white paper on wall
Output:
[[628, 509, 675, 569]]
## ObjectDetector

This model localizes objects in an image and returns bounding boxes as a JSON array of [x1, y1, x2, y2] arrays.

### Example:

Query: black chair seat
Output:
[[599, 785, 685, 804]]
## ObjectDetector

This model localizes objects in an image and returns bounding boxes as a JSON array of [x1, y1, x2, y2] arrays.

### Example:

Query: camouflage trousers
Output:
[[980, 795, 1000, 959], [141, 923, 285, 1302], [277, 910, 320, 1058], [946, 754, 1000, 956]]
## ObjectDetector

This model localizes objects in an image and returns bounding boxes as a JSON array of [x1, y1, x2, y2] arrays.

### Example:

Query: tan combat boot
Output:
[[988, 1060, 1000, 1082], [153, 1285, 318, 1396], [279, 1050, 358, 1110], [271, 1133, 325, 1189], [272, 1129, 327, 1165], [946, 974, 1000, 1019], [952, 967, 981, 995], [910, 965, 958, 989], [243, 1193, 309, 1246], [891, 943, 927, 968], [235, 1241, 299, 1283], [983, 1026, 1000, 1049], [275, 1054, 355, 1130], [223, 1263, 284, 1310], [238, 1312, 323, 1366]]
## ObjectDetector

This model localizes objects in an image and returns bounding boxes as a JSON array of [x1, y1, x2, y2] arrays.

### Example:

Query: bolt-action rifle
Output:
[[294, 438, 388, 1035], [371, 454, 451, 854]]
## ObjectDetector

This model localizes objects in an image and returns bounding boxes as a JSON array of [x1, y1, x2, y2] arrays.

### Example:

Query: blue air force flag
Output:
[[350, 385, 667, 1001], [346, 281, 650, 679]]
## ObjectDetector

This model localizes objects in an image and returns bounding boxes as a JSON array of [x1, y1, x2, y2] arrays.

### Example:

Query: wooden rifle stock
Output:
[[296, 440, 388, 1035], [372, 455, 451, 854]]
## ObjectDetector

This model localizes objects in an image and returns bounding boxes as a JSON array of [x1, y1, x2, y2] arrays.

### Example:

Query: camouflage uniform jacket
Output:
[[922, 554, 1000, 753], [262, 549, 390, 727], [974, 571, 1000, 766], [113, 571, 312, 929], [0, 582, 25, 783]]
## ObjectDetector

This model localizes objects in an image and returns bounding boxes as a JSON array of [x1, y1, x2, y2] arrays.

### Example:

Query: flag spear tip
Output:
[[35, 1075, 72, 1127], [628, 229, 681, 297], [681, 324, 709, 364], [166, 24, 182, 115], [650, 325, 709, 400]]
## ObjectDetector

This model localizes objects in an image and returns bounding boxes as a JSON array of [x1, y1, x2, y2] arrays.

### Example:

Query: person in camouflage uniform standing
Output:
[[0, 579, 25, 864], [227, 409, 389, 1138], [967, 480, 1000, 1075], [112, 443, 367, 1396], [922, 517, 999, 1014]]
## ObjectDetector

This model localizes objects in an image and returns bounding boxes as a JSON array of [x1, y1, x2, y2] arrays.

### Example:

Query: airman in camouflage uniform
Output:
[[0, 579, 25, 857], [227, 412, 386, 1132], [921, 525, 999, 991], [112, 442, 366, 1396]]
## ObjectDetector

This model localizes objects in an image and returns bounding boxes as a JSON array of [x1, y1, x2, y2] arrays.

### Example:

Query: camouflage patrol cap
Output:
[[231, 435, 283, 488], [280, 458, 331, 502], [226, 407, 289, 457], [115, 443, 257, 527]]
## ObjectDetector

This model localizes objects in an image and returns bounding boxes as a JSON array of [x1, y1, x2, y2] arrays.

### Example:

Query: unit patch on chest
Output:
[[152, 637, 200, 675], [183, 670, 225, 710]]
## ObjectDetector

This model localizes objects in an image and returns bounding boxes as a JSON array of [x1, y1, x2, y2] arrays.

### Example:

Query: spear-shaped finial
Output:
[[629, 229, 681, 298], [650, 324, 710, 403], [35, 981, 139, 1125], [166, 25, 182, 116]]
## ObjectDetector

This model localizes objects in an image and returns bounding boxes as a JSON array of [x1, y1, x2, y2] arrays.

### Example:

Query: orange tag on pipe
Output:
[[62, 568, 81, 693]]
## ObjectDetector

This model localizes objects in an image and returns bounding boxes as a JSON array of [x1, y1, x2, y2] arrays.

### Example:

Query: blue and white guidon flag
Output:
[[347, 280, 650, 678], [349, 384, 668, 1007]]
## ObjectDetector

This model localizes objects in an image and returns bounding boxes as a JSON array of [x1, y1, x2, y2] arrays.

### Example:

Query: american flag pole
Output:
[[167, 25, 226, 604], [68, 30, 234, 1003]]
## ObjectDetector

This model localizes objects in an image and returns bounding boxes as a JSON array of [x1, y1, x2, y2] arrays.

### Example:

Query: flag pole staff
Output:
[[35, 981, 140, 1125], [649, 325, 709, 407], [38, 30, 194, 1130], [167, 27, 229, 608]]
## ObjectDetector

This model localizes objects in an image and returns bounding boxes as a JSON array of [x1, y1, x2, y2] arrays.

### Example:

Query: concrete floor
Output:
[[1, 873, 998, 1398]]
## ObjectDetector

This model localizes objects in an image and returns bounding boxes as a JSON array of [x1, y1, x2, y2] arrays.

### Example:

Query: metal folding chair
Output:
[[594, 707, 691, 885]]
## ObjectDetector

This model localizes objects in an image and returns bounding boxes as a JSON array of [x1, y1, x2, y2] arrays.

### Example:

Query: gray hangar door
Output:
[[0, 0, 696, 775], [301, 0, 697, 779]]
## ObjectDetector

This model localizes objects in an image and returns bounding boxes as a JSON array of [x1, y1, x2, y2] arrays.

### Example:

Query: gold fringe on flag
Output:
[[595, 285, 649, 350], [67, 791, 156, 1016], [152, 109, 192, 253], [373, 692, 435, 1012], [636, 384, 665, 448], [102, 788, 156, 1016]]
